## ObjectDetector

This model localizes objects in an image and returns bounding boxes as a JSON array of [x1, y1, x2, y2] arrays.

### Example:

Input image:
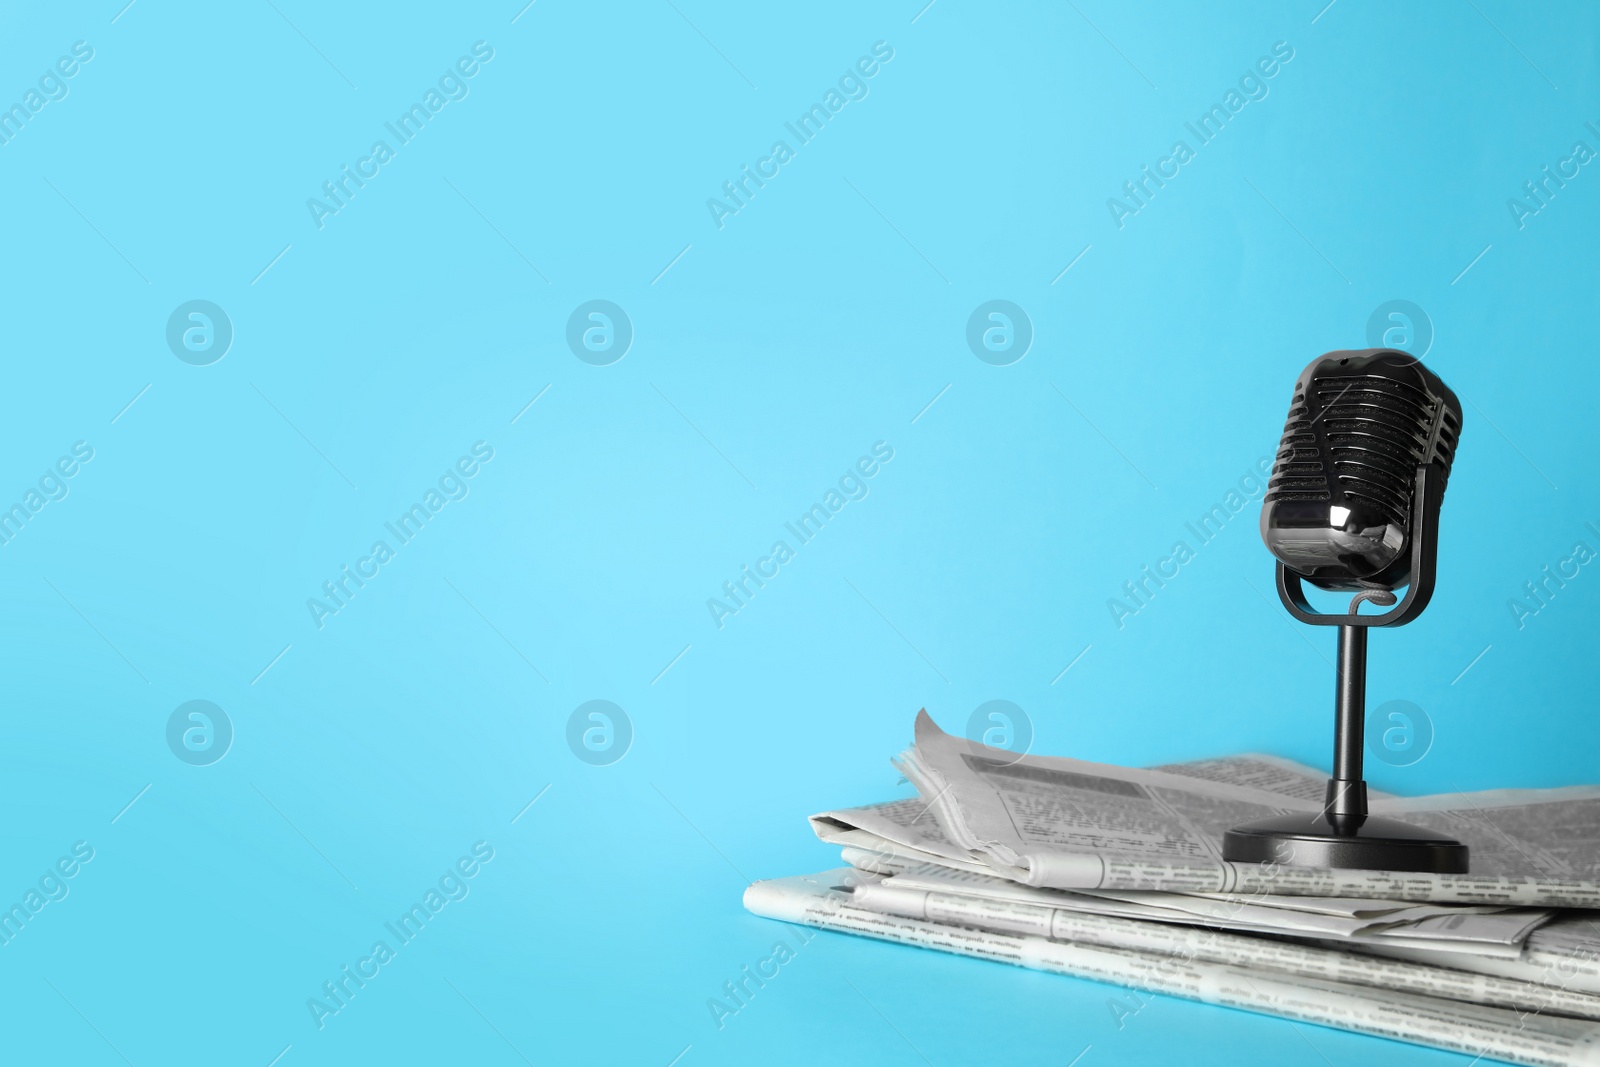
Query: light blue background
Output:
[[2, 2, 1596, 1064]]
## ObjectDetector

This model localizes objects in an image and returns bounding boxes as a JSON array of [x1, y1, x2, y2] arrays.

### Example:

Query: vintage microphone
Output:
[[1223, 349, 1470, 874]]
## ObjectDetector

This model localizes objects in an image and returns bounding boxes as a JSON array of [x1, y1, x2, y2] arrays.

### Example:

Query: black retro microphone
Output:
[[1224, 349, 1470, 874]]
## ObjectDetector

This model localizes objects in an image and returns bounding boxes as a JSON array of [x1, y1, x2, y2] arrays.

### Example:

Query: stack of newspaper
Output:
[[745, 711, 1600, 1066]]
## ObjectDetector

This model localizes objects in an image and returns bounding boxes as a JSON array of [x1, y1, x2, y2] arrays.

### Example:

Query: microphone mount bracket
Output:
[[1274, 463, 1444, 629]]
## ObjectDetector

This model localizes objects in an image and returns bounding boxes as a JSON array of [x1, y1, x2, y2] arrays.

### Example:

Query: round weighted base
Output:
[[1223, 813, 1469, 874]]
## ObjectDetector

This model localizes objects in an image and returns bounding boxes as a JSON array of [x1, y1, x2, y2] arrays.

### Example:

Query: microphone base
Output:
[[1223, 813, 1469, 874]]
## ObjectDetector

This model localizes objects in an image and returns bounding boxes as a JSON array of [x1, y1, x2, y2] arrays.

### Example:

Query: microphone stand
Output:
[[1223, 465, 1469, 874]]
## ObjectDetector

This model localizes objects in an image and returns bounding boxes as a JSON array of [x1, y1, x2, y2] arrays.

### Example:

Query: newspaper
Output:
[[814, 778, 1556, 950], [760, 710, 1600, 1060], [844, 867, 1600, 1020], [899, 710, 1600, 907], [837, 843, 1552, 954], [745, 871, 1600, 1067]]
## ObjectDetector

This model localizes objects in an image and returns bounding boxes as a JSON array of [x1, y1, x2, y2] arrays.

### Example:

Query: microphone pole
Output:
[[1330, 621, 1365, 828]]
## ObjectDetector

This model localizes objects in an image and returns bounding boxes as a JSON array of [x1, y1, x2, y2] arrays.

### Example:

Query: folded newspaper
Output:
[[745, 711, 1600, 1066]]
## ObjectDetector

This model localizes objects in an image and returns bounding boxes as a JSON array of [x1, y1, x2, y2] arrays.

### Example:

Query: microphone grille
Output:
[[1266, 351, 1462, 530]]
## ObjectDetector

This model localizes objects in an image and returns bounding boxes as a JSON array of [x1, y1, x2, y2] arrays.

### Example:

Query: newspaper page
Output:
[[809, 796, 980, 870], [812, 751, 1386, 883], [1358, 915, 1600, 997], [844, 869, 1600, 1021], [837, 844, 1545, 953], [814, 777, 1556, 944], [1153, 753, 1392, 803], [744, 870, 1600, 1067], [903, 710, 1600, 907], [878, 862, 1547, 956], [1071, 887, 1549, 948]]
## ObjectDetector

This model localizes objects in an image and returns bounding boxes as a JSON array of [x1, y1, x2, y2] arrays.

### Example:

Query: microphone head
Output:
[[1261, 349, 1462, 591]]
